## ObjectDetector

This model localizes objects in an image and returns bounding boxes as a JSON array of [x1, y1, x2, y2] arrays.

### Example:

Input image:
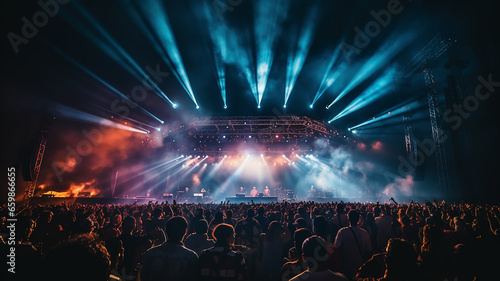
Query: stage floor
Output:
[[28, 196, 376, 205], [225, 196, 278, 204]]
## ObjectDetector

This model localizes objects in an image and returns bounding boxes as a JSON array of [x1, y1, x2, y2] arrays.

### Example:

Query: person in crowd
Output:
[[119, 216, 152, 280], [293, 218, 309, 231], [330, 203, 349, 236], [281, 228, 312, 281], [235, 208, 261, 248], [139, 216, 198, 281], [235, 208, 261, 279], [103, 214, 123, 241], [360, 212, 378, 250], [290, 236, 348, 281], [41, 233, 112, 281], [353, 238, 422, 281], [375, 205, 394, 252], [257, 221, 291, 281], [224, 209, 237, 226], [189, 208, 205, 234], [255, 206, 269, 233], [297, 205, 312, 229], [313, 215, 334, 243], [184, 219, 216, 255], [106, 237, 125, 281], [334, 209, 372, 279], [209, 211, 224, 237], [198, 223, 247, 281]]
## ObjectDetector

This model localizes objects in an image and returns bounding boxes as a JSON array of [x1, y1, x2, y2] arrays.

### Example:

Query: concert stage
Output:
[[224, 196, 278, 204]]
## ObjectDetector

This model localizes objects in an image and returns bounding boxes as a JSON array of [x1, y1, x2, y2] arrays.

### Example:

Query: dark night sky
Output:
[[1, 0, 499, 202]]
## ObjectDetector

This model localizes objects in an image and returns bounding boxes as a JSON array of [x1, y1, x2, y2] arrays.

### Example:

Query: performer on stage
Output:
[[250, 186, 259, 197], [263, 186, 270, 197]]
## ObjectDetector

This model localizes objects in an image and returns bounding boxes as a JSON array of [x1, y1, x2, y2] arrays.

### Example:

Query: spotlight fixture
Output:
[[309, 104, 313, 108], [224, 105, 227, 109], [258, 105, 261, 109], [196, 105, 200, 109], [172, 103, 177, 109], [283, 104, 287, 108]]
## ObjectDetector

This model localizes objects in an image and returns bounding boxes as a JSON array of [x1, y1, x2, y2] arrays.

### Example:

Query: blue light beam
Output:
[[64, 1, 176, 107], [329, 67, 396, 122], [327, 30, 419, 108], [138, 0, 198, 107], [285, 3, 321, 106], [254, 0, 290, 106]]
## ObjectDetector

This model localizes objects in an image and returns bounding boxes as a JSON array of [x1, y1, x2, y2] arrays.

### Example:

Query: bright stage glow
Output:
[[310, 104, 313, 108], [172, 104, 177, 109], [224, 105, 227, 109], [283, 104, 287, 108], [196, 105, 200, 109]]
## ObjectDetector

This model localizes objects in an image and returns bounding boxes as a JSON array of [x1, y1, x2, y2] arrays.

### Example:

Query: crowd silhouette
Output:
[[1, 199, 499, 281]]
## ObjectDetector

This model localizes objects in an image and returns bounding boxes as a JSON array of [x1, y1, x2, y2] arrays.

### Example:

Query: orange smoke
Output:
[[40, 179, 99, 197]]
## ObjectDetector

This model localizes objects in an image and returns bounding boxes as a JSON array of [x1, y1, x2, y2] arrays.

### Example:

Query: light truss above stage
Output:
[[164, 116, 355, 155]]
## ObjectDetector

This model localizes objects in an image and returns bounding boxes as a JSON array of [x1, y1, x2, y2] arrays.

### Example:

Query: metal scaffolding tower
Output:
[[423, 68, 449, 198], [24, 131, 48, 199], [399, 33, 457, 198]]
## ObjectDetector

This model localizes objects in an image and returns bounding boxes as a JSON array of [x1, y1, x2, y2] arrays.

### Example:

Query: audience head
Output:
[[165, 216, 188, 243], [385, 238, 417, 276], [294, 228, 312, 256], [121, 216, 136, 234], [225, 209, 233, 219], [73, 218, 95, 234], [294, 218, 308, 229], [214, 211, 224, 221], [336, 203, 345, 214], [247, 208, 255, 218], [301, 235, 331, 271], [266, 221, 285, 241], [213, 223, 235, 245], [258, 206, 265, 216], [195, 219, 209, 235], [348, 209, 360, 226], [313, 216, 330, 238], [42, 233, 111, 281], [152, 208, 162, 218]]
